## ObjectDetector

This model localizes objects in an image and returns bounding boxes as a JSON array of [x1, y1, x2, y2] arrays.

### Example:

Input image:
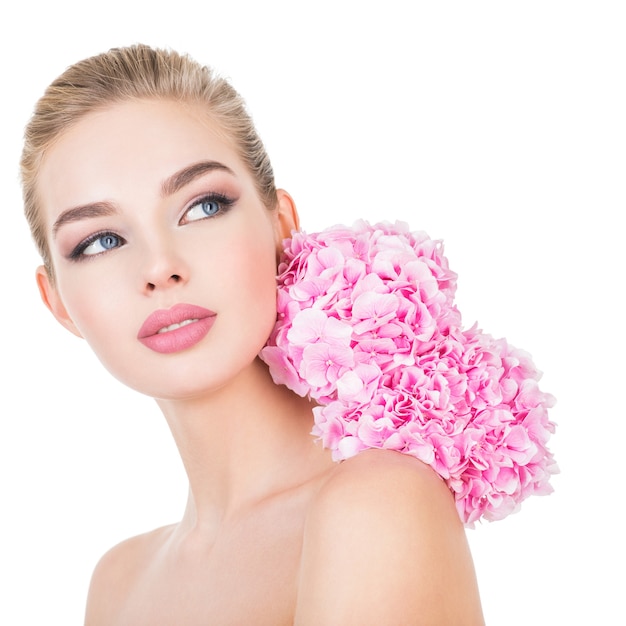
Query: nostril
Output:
[[145, 275, 181, 291]]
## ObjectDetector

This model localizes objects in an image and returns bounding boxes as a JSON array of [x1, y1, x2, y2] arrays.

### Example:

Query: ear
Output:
[[35, 266, 83, 338], [275, 189, 300, 242]]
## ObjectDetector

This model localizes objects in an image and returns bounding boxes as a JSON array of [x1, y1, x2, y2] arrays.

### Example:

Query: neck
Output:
[[157, 358, 330, 534]]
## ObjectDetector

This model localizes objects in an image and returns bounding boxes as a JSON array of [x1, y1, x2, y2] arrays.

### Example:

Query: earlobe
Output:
[[35, 266, 83, 338]]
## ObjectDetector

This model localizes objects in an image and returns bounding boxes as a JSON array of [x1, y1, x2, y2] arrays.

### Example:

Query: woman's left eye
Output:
[[183, 194, 233, 223]]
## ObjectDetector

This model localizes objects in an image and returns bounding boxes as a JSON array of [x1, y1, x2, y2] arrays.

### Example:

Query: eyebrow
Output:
[[161, 160, 235, 197], [52, 201, 117, 238], [51, 160, 235, 238]]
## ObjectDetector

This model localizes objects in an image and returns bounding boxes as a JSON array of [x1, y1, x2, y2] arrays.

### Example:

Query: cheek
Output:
[[57, 279, 146, 388], [247, 226, 278, 282], [225, 228, 279, 330], [56, 271, 128, 351]]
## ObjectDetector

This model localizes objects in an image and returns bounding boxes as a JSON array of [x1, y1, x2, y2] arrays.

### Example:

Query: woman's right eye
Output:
[[70, 232, 125, 259]]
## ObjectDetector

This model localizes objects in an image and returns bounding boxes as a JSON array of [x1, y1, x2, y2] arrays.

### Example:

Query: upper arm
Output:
[[84, 534, 145, 626], [84, 546, 121, 625], [294, 450, 485, 626]]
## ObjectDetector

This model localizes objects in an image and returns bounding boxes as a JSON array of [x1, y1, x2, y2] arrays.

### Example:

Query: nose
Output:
[[139, 237, 190, 294], [146, 273, 183, 292]]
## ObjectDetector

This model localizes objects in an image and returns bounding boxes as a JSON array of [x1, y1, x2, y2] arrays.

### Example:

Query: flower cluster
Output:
[[260, 220, 557, 526]]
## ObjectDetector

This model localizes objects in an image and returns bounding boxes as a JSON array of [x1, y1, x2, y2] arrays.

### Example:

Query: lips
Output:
[[138, 303, 216, 354]]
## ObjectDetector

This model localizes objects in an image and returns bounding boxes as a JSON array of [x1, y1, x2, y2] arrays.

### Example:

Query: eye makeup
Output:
[[68, 230, 126, 261]]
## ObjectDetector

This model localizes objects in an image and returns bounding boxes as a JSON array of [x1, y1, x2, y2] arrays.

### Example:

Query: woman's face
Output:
[[36, 99, 296, 399]]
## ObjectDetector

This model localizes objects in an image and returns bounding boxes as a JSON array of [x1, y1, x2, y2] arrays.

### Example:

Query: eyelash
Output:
[[69, 230, 125, 261], [181, 192, 235, 224], [67, 192, 236, 262]]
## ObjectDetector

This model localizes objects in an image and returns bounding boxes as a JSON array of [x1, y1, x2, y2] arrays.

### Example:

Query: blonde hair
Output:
[[20, 44, 278, 278]]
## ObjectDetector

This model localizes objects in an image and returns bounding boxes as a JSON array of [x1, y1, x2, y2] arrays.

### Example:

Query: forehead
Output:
[[37, 99, 245, 225]]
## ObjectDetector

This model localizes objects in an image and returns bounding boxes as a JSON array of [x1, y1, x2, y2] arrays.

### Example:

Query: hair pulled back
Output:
[[21, 44, 277, 277]]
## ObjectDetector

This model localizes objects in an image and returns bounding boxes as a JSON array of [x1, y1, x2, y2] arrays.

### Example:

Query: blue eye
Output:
[[70, 231, 124, 259], [183, 194, 234, 223], [100, 234, 120, 249], [200, 199, 220, 216]]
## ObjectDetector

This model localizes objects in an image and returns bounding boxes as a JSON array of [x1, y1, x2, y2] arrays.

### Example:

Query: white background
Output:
[[1, 1, 624, 624]]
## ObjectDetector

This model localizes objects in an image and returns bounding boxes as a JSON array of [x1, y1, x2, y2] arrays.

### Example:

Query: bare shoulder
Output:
[[295, 449, 485, 626], [84, 524, 172, 625], [308, 449, 465, 542]]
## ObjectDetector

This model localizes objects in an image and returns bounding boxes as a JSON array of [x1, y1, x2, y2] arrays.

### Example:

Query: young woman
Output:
[[22, 44, 484, 624]]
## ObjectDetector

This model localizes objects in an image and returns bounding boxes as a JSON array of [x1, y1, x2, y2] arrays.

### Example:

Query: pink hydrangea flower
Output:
[[260, 220, 558, 527]]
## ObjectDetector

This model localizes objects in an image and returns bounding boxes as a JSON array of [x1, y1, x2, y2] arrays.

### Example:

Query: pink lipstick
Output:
[[138, 303, 216, 354]]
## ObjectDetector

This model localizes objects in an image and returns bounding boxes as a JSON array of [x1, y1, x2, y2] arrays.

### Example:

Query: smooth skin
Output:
[[36, 99, 484, 625]]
